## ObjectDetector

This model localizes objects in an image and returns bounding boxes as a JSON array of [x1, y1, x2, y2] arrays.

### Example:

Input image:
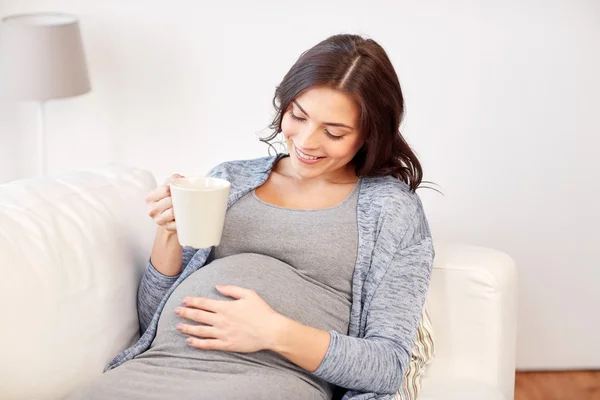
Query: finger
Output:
[[149, 196, 173, 219], [175, 307, 220, 325], [155, 207, 175, 225], [215, 285, 254, 300], [176, 323, 219, 339], [183, 296, 225, 313], [186, 337, 231, 351], [164, 173, 185, 185], [145, 185, 170, 203]]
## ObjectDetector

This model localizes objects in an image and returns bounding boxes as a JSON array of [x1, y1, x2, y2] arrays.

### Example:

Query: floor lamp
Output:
[[0, 12, 91, 177]]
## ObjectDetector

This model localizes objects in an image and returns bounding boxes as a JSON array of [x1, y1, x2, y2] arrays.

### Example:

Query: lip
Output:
[[293, 145, 325, 165]]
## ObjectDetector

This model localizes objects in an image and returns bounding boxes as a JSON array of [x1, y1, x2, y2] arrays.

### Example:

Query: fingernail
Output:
[[186, 338, 193, 344], [174, 307, 181, 315], [182, 297, 189, 304], [176, 324, 184, 330]]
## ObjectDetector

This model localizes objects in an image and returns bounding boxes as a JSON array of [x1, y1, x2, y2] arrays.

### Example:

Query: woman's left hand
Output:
[[174, 285, 284, 353]]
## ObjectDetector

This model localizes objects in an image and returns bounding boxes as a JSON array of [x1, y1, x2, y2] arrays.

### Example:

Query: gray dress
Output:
[[68, 182, 359, 400]]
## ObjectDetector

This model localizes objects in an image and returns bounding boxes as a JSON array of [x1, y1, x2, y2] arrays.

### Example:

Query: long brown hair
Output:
[[262, 34, 424, 192]]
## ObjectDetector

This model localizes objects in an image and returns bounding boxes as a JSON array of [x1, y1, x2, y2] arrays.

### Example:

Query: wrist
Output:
[[150, 226, 182, 277], [264, 314, 332, 373], [157, 225, 178, 241], [266, 313, 292, 353]]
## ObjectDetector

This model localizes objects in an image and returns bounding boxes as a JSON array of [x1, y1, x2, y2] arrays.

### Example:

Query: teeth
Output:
[[296, 147, 320, 160]]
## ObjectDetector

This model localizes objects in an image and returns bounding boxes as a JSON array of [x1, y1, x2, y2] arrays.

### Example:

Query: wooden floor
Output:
[[515, 371, 600, 400]]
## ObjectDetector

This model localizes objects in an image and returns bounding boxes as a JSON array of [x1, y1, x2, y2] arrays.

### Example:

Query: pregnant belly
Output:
[[136, 253, 350, 388]]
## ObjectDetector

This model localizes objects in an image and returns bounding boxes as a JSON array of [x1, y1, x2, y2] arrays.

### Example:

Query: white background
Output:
[[1, 0, 599, 370]]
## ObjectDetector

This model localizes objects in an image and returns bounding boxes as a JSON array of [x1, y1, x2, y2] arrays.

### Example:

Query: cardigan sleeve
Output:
[[137, 246, 198, 333], [312, 202, 435, 395]]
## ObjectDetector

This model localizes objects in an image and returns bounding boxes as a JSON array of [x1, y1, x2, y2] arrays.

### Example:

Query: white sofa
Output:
[[0, 166, 517, 400]]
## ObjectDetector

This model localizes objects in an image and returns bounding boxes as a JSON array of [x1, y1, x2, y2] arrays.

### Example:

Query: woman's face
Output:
[[281, 86, 364, 181]]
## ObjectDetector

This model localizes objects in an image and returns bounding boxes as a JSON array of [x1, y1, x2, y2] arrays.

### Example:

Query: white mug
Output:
[[168, 176, 231, 249]]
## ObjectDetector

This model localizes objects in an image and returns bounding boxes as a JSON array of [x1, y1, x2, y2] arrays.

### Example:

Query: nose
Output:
[[294, 124, 321, 150]]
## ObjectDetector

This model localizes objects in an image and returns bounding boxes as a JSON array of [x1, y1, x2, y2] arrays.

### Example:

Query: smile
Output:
[[294, 146, 325, 165], [295, 148, 321, 160]]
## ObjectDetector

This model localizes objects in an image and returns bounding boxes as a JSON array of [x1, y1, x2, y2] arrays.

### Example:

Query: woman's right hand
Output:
[[145, 174, 184, 233]]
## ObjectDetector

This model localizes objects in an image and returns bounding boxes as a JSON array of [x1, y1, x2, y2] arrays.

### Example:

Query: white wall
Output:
[[1, 0, 599, 370]]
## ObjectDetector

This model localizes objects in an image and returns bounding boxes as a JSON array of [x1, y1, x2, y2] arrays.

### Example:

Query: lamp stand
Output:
[[36, 101, 47, 177]]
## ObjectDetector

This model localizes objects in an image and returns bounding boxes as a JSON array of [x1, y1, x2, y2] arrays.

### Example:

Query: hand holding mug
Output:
[[145, 174, 185, 233]]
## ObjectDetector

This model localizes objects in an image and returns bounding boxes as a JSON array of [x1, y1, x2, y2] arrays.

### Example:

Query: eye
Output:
[[289, 111, 306, 122], [289, 110, 344, 140], [325, 130, 343, 140]]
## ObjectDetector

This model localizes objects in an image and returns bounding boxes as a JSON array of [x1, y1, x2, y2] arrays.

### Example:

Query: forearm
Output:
[[138, 227, 185, 332], [269, 315, 331, 373], [268, 317, 403, 393], [312, 332, 406, 393], [150, 226, 183, 276], [137, 260, 180, 333]]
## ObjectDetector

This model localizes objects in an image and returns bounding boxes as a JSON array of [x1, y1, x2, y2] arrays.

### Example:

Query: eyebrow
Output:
[[293, 100, 354, 130]]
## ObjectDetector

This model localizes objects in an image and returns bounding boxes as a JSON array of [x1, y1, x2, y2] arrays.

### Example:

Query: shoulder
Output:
[[361, 175, 431, 247], [361, 175, 423, 219]]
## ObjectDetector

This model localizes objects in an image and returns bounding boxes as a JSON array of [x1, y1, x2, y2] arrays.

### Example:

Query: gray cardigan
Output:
[[106, 155, 435, 400]]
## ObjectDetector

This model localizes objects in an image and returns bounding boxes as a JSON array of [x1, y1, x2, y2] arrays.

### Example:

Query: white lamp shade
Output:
[[0, 13, 91, 101]]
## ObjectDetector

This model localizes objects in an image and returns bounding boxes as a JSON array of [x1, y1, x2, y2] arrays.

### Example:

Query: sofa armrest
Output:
[[0, 165, 157, 400], [424, 242, 517, 400]]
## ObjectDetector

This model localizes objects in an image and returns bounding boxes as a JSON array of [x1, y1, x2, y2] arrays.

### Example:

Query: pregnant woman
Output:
[[68, 33, 435, 400]]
